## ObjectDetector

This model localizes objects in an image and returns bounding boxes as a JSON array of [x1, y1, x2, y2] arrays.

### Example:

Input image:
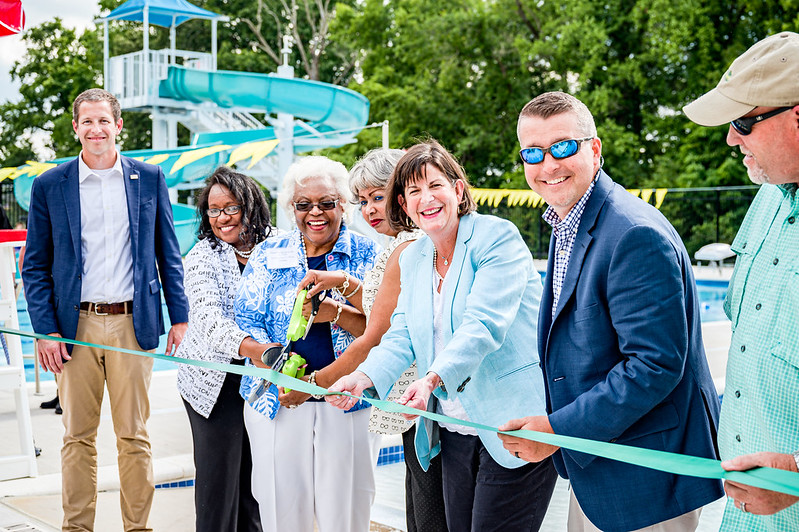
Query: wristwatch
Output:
[[792, 450, 799, 472], [308, 370, 325, 399]]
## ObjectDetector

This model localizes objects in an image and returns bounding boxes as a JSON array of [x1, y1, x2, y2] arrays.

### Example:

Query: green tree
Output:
[[324, 0, 796, 255], [326, 0, 562, 187], [0, 20, 102, 164], [0, 11, 161, 163], [0, 0, 365, 167]]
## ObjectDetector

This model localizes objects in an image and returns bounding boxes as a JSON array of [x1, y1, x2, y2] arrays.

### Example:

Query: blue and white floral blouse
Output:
[[235, 225, 381, 419]]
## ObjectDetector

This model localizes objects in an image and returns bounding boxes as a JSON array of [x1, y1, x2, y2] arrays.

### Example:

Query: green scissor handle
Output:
[[281, 353, 307, 393], [286, 289, 309, 342]]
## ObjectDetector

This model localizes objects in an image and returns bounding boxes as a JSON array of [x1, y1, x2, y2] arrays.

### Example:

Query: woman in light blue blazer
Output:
[[328, 140, 557, 531]]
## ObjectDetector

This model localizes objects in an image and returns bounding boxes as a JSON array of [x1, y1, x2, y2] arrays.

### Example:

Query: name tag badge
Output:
[[266, 248, 299, 269], [130, 173, 139, 180]]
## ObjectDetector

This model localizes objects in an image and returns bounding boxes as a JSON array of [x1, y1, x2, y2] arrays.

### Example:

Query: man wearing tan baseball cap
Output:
[[684, 31, 799, 531]]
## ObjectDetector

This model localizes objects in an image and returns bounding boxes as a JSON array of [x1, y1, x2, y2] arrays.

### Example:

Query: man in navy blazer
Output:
[[499, 91, 723, 531], [22, 88, 189, 532]]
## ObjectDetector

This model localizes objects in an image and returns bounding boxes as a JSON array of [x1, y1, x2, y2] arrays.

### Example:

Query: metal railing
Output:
[[478, 185, 760, 260], [108, 49, 213, 102]]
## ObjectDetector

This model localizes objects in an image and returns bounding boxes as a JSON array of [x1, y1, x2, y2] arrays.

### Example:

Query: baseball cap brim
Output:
[[682, 88, 756, 127]]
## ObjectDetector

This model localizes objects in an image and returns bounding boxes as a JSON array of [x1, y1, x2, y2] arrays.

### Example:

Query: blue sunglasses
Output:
[[519, 137, 594, 165]]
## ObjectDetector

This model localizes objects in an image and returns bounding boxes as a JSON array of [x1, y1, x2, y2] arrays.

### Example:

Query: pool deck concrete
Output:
[[0, 367, 728, 532]]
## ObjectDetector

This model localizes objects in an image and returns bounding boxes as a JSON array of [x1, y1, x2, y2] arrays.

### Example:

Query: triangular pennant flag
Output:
[[170, 145, 231, 174]]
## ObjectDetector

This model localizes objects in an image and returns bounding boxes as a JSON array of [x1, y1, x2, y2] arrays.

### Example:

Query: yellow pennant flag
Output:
[[146, 154, 171, 165], [654, 189, 668, 209], [15, 161, 57, 179], [170, 145, 231, 174], [227, 139, 280, 169], [0, 167, 17, 182]]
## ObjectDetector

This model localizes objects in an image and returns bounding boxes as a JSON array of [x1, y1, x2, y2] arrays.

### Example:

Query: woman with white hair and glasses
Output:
[[235, 156, 380, 532], [298, 148, 447, 531]]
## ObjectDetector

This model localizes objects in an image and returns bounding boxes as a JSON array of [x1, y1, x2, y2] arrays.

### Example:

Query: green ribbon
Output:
[[6, 325, 799, 498]]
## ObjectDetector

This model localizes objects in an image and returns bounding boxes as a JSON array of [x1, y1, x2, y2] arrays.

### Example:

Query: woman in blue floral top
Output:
[[235, 156, 380, 532]]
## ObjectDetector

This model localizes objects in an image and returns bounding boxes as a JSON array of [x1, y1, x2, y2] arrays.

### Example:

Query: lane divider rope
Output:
[[5, 325, 798, 497]]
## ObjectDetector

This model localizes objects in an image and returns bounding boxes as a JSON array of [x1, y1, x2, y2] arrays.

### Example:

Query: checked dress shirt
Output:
[[718, 183, 799, 532], [542, 172, 599, 316]]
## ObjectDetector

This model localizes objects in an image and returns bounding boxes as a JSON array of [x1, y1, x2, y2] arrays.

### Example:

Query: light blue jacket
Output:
[[359, 212, 547, 470]]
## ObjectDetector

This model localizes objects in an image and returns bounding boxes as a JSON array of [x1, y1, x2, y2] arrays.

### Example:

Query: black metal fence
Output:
[[477, 185, 759, 260], [1, 181, 26, 228]]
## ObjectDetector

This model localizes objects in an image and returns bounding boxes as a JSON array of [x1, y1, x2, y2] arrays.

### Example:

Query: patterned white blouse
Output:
[[176, 236, 269, 418], [366, 229, 424, 435]]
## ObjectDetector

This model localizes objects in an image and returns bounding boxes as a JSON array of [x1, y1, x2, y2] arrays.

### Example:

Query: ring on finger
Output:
[[741, 501, 747, 513]]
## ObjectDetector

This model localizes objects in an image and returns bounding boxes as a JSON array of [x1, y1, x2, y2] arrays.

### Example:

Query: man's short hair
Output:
[[72, 89, 122, 123], [517, 91, 597, 140]]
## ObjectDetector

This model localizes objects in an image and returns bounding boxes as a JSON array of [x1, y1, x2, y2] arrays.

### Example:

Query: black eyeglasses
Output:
[[519, 137, 594, 165], [294, 199, 340, 212], [206, 205, 241, 218], [731, 107, 792, 135]]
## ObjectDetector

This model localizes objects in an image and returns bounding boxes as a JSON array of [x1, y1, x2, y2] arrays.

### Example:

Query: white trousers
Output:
[[244, 402, 375, 532]]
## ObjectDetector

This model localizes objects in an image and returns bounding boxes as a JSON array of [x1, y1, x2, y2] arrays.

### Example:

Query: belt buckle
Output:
[[94, 303, 109, 316]]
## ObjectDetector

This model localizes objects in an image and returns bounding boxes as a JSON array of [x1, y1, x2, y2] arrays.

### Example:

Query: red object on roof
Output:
[[0, 0, 25, 37]]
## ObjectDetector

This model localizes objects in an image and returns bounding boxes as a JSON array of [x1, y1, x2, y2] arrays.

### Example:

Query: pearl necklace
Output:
[[233, 246, 254, 258], [298, 233, 310, 270]]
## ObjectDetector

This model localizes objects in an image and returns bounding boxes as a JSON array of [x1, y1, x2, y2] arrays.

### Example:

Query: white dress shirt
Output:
[[78, 151, 134, 303]]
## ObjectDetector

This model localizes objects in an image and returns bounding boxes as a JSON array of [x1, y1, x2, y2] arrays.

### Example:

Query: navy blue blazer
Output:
[[540, 171, 723, 531], [22, 156, 189, 351]]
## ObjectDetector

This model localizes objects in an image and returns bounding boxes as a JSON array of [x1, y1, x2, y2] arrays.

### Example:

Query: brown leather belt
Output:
[[80, 301, 133, 315]]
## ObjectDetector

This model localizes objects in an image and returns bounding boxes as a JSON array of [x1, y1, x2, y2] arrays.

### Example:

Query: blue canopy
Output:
[[102, 0, 226, 28]]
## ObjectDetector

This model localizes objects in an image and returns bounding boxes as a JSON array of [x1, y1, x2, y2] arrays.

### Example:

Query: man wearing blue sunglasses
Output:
[[683, 32, 799, 530], [499, 91, 723, 532]]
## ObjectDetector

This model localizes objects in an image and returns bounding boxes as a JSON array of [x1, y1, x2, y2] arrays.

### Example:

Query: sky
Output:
[[0, 0, 101, 104]]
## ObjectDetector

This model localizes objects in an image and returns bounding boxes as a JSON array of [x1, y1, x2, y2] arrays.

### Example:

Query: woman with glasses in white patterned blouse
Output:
[[176, 166, 279, 532]]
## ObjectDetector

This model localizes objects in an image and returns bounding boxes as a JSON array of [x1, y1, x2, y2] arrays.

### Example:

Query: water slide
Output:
[[12, 65, 371, 255]]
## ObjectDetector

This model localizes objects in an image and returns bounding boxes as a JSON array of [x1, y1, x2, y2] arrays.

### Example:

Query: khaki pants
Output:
[[568, 487, 701, 532], [59, 311, 154, 532]]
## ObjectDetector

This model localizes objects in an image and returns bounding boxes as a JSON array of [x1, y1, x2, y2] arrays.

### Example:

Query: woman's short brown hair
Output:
[[386, 139, 477, 232]]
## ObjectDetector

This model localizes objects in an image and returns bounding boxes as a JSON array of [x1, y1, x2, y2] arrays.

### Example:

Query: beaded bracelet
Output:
[[308, 370, 324, 399], [331, 301, 343, 325]]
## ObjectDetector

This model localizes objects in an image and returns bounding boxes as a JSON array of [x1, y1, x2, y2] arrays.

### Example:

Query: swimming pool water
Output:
[[696, 280, 729, 323]]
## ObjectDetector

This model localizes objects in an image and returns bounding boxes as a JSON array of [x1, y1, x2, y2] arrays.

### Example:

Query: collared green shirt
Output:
[[720, 183, 799, 531]]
